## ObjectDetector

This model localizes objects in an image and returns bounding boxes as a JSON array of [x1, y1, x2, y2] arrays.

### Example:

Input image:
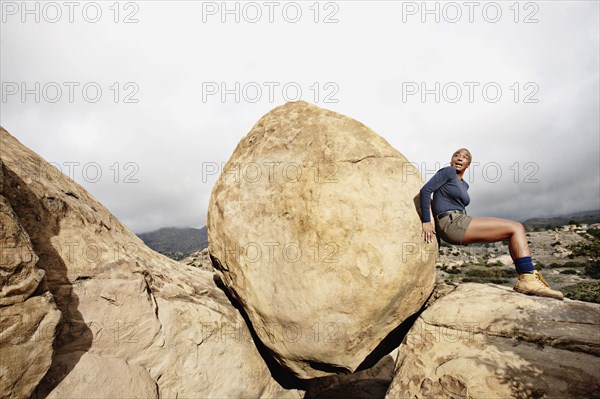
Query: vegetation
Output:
[[488, 260, 504, 267], [559, 269, 578, 275], [584, 260, 600, 279], [563, 281, 600, 304], [137, 227, 208, 255], [159, 251, 188, 261], [567, 239, 600, 260], [587, 228, 600, 240], [462, 277, 509, 284], [546, 261, 587, 269], [465, 268, 517, 279], [446, 267, 462, 275]]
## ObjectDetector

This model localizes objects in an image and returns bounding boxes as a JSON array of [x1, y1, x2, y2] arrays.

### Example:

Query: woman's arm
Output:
[[419, 167, 452, 223]]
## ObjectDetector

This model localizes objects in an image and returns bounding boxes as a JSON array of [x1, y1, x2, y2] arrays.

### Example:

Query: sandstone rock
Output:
[[553, 246, 572, 258], [0, 127, 302, 399], [207, 101, 436, 378], [46, 352, 158, 399], [0, 159, 61, 399], [485, 254, 512, 266], [385, 283, 600, 398], [0, 292, 61, 399]]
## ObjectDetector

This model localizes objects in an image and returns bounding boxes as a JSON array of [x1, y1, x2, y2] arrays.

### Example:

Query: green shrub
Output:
[[548, 261, 587, 269], [567, 239, 600, 260], [563, 281, 600, 304], [587, 228, 600, 240], [465, 268, 517, 278], [559, 269, 577, 275], [446, 267, 462, 275], [584, 260, 600, 279]]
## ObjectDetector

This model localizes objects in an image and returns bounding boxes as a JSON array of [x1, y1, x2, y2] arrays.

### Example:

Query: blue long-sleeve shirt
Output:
[[419, 166, 470, 223]]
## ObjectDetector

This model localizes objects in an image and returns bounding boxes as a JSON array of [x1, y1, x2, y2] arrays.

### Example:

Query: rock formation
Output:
[[385, 283, 600, 398], [0, 160, 61, 399], [0, 127, 302, 399], [207, 101, 436, 379]]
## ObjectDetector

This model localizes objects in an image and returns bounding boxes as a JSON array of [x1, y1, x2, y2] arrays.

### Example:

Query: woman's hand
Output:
[[422, 222, 436, 243]]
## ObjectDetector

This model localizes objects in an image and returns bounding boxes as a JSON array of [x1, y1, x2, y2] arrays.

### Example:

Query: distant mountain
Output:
[[137, 226, 207, 258], [522, 210, 600, 231]]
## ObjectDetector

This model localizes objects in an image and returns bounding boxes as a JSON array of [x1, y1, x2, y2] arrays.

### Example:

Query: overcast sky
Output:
[[1, 0, 598, 234]]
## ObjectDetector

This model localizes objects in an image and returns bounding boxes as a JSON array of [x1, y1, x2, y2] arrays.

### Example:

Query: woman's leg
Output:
[[461, 217, 530, 260], [460, 217, 563, 299]]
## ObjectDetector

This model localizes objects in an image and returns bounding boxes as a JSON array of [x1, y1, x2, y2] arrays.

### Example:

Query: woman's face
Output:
[[450, 149, 471, 172]]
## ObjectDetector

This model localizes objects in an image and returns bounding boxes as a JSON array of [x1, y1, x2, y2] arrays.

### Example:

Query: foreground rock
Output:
[[207, 101, 436, 378], [386, 283, 600, 398], [0, 166, 61, 399], [0, 127, 302, 399]]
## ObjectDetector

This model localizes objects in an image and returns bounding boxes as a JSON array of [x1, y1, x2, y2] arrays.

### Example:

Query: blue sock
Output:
[[514, 256, 535, 274]]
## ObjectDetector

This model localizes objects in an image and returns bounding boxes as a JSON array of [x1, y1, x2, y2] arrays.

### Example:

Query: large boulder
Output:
[[385, 283, 600, 398], [0, 127, 302, 399], [207, 101, 436, 379]]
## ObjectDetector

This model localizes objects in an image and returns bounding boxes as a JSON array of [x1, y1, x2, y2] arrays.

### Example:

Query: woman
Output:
[[419, 148, 563, 300]]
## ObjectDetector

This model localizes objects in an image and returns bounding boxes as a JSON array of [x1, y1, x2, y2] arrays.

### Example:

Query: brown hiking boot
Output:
[[513, 270, 564, 300]]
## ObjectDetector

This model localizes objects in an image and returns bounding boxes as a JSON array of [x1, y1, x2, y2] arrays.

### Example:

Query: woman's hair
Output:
[[453, 148, 472, 164]]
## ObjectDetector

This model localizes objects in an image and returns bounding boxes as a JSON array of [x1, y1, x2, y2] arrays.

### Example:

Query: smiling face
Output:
[[450, 148, 471, 173]]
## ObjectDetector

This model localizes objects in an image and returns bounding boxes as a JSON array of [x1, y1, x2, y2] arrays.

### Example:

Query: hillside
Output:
[[522, 209, 600, 230], [136, 226, 207, 259]]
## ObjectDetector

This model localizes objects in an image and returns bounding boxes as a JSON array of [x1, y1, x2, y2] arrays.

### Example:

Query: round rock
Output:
[[207, 101, 436, 379]]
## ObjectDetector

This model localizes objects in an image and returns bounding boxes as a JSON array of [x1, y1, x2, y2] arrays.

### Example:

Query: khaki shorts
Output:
[[435, 212, 473, 246]]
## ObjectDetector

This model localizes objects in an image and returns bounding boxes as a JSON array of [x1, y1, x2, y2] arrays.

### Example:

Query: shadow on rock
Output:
[[3, 168, 92, 398]]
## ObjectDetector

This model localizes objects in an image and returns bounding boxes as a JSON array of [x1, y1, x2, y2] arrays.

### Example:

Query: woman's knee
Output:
[[511, 221, 526, 236]]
